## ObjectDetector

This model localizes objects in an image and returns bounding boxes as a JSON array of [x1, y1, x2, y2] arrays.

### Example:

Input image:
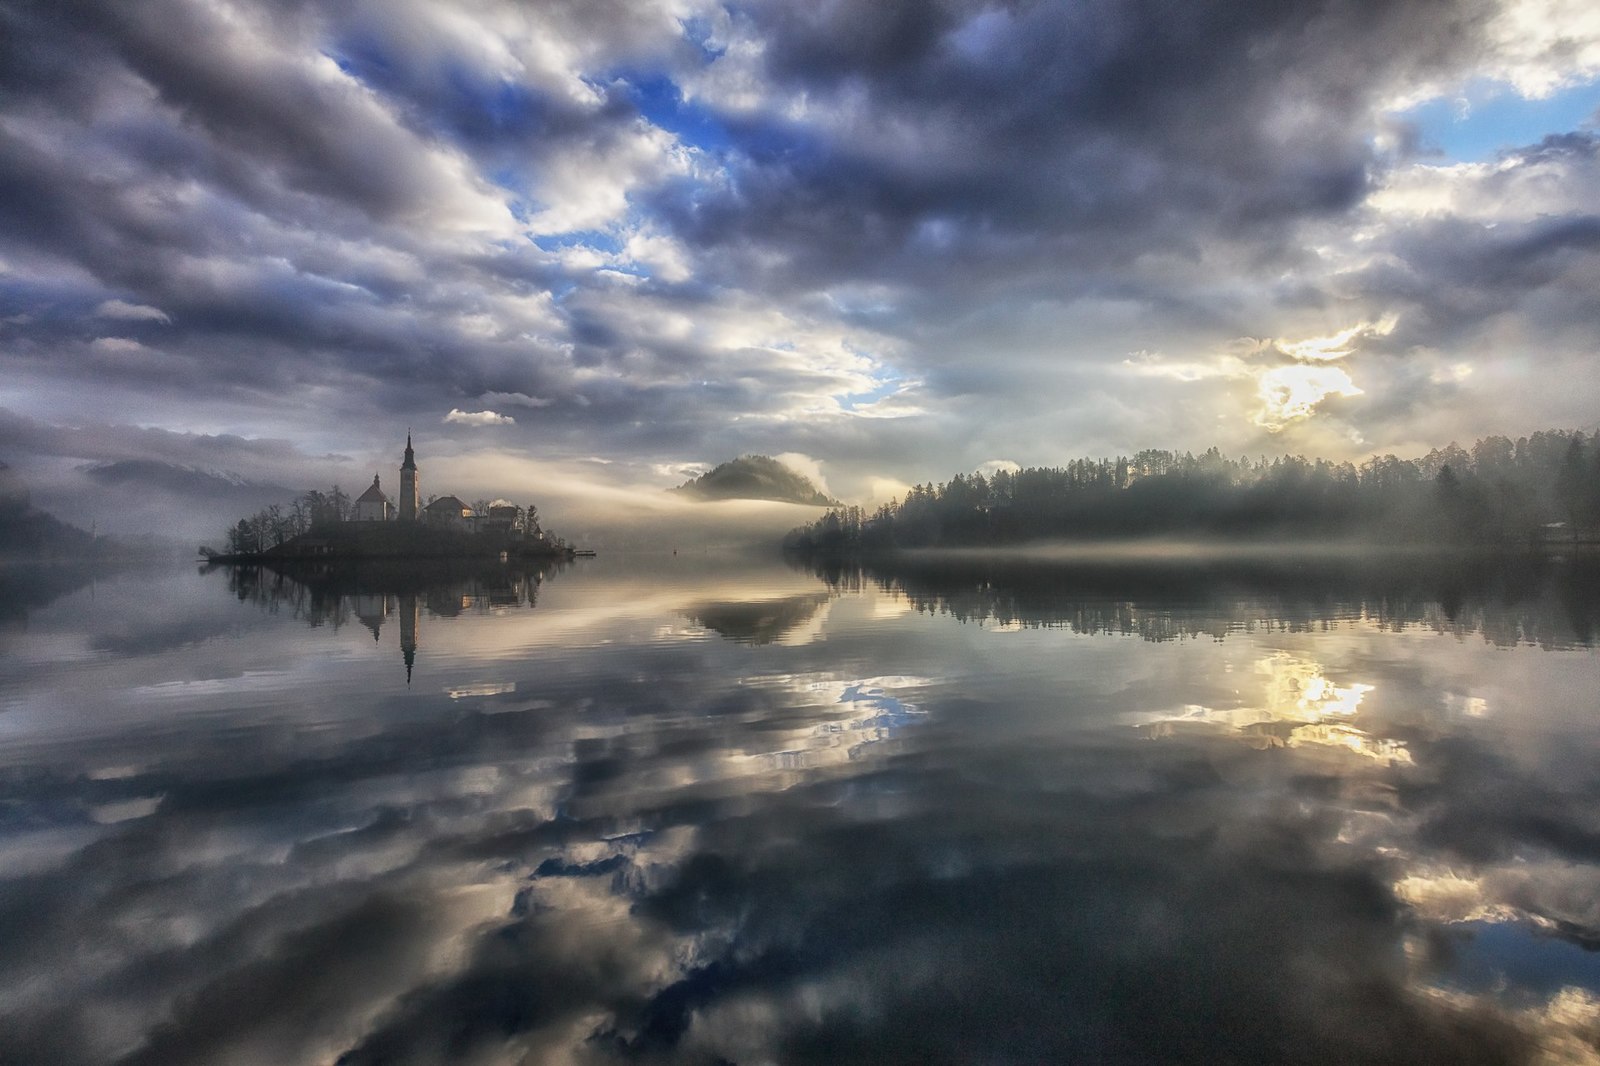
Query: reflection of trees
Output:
[[680, 592, 832, 645], [804, 554, 1600, 648]]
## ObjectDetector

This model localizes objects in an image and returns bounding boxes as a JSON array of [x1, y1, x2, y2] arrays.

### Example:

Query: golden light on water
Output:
[[1147, 652, 1402, 762], [1257, 652, 1375, 722]]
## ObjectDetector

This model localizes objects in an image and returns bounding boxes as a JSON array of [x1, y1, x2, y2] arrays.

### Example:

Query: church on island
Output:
[[350, 435, 531, 537], [209, 433, 575, 561]]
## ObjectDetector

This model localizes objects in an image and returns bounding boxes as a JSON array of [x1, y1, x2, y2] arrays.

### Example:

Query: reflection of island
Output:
[[215, 558, 563, 681], [803, 552, 1600, 648], [680, 591, 832, 645]]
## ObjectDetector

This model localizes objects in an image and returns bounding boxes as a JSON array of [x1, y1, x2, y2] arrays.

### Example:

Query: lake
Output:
[[2, 552, 1599, 1065]]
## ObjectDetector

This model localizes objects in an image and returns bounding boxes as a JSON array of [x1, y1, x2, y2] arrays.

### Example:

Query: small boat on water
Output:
[[573, 549, 597, 557]]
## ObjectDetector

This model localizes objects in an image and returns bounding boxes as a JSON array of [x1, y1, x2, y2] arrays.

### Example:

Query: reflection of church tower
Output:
[[399, 433, 419, 521], [354, 593, 389, 642], [400, 592, 418, 684]]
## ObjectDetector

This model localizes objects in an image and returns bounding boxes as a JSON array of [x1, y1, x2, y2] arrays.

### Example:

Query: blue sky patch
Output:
[[1399, 78, 1600, 162], [534, 231, 624, 255], [623, 72, 734, 154], [1437, 920, 1600, 999], [840, 374, 907, 411]]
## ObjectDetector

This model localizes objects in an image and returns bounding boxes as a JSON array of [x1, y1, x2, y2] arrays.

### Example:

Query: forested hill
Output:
[[0, 464, 102, 561], [785, 431, 1600, 554], [675, 456, 839, 506], [0, 504, 100, 561]]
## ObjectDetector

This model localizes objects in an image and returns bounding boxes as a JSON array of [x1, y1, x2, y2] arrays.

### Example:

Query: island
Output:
[[202, 435, 586, 562], [673, 455, 839, 506]]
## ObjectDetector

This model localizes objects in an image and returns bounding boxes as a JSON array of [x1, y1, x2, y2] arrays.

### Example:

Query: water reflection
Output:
[[217, 559, 562, 682], [0, 560, 163, 659], [680, 591, 833, 645], [0, 555, 1598, 1064], [1142, 651, 1408, 763], [807, 551, 1600, 648]]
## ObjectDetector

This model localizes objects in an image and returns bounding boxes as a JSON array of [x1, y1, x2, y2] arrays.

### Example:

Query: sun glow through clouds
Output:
[[1247, 317, 1396, 431], [1275, 315, 1398, 363], [1255, 365, 1364, 431]]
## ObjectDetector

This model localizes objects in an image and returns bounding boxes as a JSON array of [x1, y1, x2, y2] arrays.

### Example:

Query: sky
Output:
[[1, 0, 1598, 535]]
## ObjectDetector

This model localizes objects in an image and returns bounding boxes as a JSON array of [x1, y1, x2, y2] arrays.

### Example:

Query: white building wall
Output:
[[354, 498, 390, 521]]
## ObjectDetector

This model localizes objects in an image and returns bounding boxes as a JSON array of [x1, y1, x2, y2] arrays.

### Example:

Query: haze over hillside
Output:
[[674, 456, 839, 507]]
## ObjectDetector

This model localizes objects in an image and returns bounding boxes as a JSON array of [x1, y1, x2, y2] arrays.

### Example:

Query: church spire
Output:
[[399, 431, 420, 520]]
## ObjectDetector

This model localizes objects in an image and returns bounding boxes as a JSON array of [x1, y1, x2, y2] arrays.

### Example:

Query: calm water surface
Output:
[[2, 553, 1599, 1065]]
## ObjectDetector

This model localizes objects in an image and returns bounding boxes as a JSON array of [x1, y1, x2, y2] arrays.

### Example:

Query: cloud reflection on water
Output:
[[1144, 651, 1406, 764], [0, 556, 1597, 1063]]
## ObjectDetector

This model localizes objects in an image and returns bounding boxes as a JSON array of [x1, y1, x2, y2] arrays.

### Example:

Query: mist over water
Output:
[[2, 554, 1599, 1064]]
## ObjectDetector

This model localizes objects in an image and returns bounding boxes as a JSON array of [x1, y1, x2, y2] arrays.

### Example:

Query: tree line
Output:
[[785, 430, 1600, 555]]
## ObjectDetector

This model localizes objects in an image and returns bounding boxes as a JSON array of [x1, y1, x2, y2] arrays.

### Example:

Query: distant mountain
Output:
[[0, 503, 97, 560], [46, 459, 300, 544], [1, 464, 103, 562], [80, 459, 288, 498], [674, 456, 839, 506]]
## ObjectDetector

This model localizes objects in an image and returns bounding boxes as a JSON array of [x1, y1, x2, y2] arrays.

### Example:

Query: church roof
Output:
[[425, 495, 472, 514], [356, 477, 389, 504]]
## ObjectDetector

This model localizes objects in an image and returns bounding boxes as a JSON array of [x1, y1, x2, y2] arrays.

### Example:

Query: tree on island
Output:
[[221, 485, 353, 553]]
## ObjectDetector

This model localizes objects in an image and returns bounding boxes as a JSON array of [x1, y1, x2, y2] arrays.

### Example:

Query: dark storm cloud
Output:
[[661, 0, 1480, 296], [324, 22, 637, 156], [0, 0, 581, 432], [1366, 214, 1600, 352], [34, 0, 467, 222]]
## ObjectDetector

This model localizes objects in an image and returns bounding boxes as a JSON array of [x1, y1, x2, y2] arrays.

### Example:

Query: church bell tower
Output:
[[399, 433, 419, 521]]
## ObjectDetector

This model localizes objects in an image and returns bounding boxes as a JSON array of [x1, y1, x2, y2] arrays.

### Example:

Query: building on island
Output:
[[346, 435, 446, 525], [353, 476, 391, 521], [399, 433, 420, 521], [423, 495, 473, 529], [341, 437, 544, 543], [479, 503, 522, 535]]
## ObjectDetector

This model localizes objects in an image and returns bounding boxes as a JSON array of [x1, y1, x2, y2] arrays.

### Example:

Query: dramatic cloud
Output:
[[1, 0, 1597, 531]]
